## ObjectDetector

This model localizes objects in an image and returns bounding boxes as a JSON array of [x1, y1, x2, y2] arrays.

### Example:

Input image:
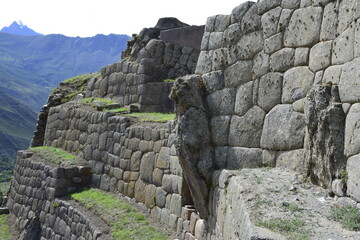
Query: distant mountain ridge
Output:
[[0, 22, 130, 168], [1, 21, 42, 36]]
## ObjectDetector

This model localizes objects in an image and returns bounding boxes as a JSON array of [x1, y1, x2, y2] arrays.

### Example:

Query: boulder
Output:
[[261, 104, 305, 150], [284, 7, 323, 47]]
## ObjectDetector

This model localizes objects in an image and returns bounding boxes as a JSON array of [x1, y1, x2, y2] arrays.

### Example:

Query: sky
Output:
[[0, 0, 249, 37]]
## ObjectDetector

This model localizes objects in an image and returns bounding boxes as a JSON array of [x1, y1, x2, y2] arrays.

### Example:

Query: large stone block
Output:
[[346, 154, 360, 202], [258, 73, 283, 112], [240, 4, 261, 34], [234, 81, 253, 116], [261, 104, 305, 150], [332, 23, 355, 65], [228, 106, 266, 148], [261, 7, 282, 39], [276, 149, 305, 172], [140, 152, 155, 183], [282, 67, 314, 104], [323, 65, 343, 85], [210, 116, 231, 146], [227, 147, 263, 169], [284, 7, 323, 47], [269, 48, 295, 72], [309, 41, 332, 72], [264, 33, 283, 54], [230, 2, 254, 24], [257, 0, 282, 15], [202, 71, 224, 94], [320, 1, 338, 41], [252, 51, 269, 79], [344, 104, 360, 157], [339, 58, 360, 103], [206, 88, 236, 115], [236, 31, 263, 60], [224, 61, 252, 88]]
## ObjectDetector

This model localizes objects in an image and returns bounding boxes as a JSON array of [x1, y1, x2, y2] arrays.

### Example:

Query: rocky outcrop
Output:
[[305, 85, 346, 189], [170, 75, 214, 219]]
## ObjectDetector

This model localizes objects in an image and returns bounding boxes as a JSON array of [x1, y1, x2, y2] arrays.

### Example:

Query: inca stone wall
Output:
[[85, 19, 202, 113], [192, 0, 360, 199], [7, 151, 96, 240]]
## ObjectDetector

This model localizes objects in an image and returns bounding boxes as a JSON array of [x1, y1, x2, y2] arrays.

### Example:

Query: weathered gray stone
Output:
[[206, 88, 236, 115], [262, 150, 276, 167], [320, 1, 338, 41], [305, 85, 346, 188], [277, 9, 293, 32], [252, 51, 269, 79], [157, 147, 170, 169], [196, 51, 212, 74], [282, 67, 314, 104], [195, 219, 207, 240], [264, 33, 283, 54], [210, 116, 231, 146], [323, 65, 343, 85], [145, 184, 157, 208], [234, 81, 253, 116], [269, 48, 295, 72], [332, 23, 355, 65], [227, 147, 263, 169], [130, 151, 142, 171], [281, 0, 300, 9], [276, 149, 305, 173], [224, 61, 252, 88], [202, 71, 224, 94], [292, 98, 305, 113], [230, 2, 254, 24], [284, 7, 323, 47], [222, 23, 242, 51], [140, 152, 155, 183], [156, 187, 167, 208], [309, 41, 332, 72], [236, 31, 263, 60], [170, 194, 182, 217], [228, 106, 266, 148], [258, 73, 283, 112], [261, 104, 305, 150], [215, 147, 228, 169], [208, 32, 223, 50], [337, 0, 357, 34], [211, 48, 229, 71], [339, 58, 360, 103], [257, 0, 282, 15], [214, 15, 230, 32], [347, 154, 360, 202], [344, 104, 360, 157], [240, 4, 261, 34], [332, 179, 346, 197], [314, 70, 324, 85], [261, 7, 282, 39]]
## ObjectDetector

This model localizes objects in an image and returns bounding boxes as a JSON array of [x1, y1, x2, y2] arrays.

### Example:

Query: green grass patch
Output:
[[124, 112, 175, 123], [258, 217, 308, 240], [106, 107, 128, 113], [71, 189, 168, 240], [330, 205, 360, 231], [163, 78, 176, 83], [29, 147, 78, 165], [63, 73, 100, 84], [0, 214, 10, 240], [82, 97, 118, 111]]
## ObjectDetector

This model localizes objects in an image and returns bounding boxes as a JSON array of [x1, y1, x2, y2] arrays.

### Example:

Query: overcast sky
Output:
[[0, 0, 249, 37]]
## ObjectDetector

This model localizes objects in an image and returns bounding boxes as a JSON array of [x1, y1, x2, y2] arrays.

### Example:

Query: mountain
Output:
[[0, 25, 131, 170], [0, 31, 131, 112], [0, 89, 37, 175], [1, 21, 42, 36]]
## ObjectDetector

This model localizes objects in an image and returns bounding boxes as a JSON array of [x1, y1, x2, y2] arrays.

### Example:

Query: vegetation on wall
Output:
[[71, 189, 168, 240], [29, 146, 79, 166]]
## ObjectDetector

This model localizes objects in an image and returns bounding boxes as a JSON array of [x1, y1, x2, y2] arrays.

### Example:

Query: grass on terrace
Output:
[[29, 146, 79, 165], [0, 214, 10, 240], [124, 112, 175, 123], [71, 189, 168, 240]]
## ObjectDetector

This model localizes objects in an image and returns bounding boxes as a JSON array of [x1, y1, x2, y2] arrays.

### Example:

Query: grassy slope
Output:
[[71, 189, 169, 240]]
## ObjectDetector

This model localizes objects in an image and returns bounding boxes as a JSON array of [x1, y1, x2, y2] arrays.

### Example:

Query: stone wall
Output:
[[160, 25, 205, 51], [86, 20, 201, 113], [7, 151, 95, 239], [193, 0, 360, 198]]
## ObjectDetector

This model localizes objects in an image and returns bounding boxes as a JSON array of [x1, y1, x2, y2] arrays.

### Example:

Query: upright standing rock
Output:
[[304, 85, 346, 188], [170, 75, 214, 219]]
